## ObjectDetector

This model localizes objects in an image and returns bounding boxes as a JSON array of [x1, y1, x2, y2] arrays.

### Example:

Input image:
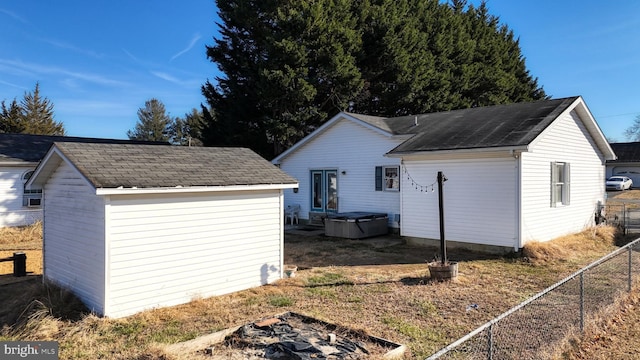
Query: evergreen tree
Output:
[[0, 83, 65, 135], [0, 99, 24, 133], [127, 98, 172, 142], [171, 108, 205, 146], [203, 0, 546, 158], [203, 0, 362, 157]]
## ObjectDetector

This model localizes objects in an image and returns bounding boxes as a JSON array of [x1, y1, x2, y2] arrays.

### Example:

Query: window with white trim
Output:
[[551, 162, 570, 207], [22, 170, 42, 207], [375, 166, 400, 191]]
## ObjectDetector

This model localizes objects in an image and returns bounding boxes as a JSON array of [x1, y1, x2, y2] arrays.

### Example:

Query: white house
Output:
[[606, 142, 640, 185], [273, 96, 616, 251], [0, 133, 167, 227], [27, 142, 298, 318], [272, 113, 409, 229]]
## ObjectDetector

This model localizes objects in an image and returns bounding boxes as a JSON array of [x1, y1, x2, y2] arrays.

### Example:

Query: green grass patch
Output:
[[411, 298, 438, 317], [306, 287, 338, 299], [306, 272, 354, 286], [149, 320, 199, 343], [268, 295, 294, 307]]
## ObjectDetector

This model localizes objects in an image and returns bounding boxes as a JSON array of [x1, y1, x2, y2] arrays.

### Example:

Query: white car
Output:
[[606, 176, 633, 191]]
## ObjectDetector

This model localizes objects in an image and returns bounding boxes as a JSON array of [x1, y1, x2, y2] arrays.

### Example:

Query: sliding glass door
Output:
[[310, 170, 337, 213]]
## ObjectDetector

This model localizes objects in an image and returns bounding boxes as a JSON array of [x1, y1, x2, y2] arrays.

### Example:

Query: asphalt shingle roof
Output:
[[348, 97, 579, 154], [0, 133, 168, 163], [608, 142, 640, 163], [53, 142, 297, 189]]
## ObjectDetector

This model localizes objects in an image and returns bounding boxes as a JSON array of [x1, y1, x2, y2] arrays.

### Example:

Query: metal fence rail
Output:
[[427, 237, 640, 360]]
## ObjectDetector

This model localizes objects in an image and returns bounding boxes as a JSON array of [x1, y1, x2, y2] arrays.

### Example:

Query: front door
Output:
[[311, 170, 338, 213]]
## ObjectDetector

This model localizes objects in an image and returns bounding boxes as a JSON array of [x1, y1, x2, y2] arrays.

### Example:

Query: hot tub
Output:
[[324, 212, 389, 239]]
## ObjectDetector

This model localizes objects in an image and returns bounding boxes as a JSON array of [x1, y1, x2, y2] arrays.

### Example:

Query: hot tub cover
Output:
[[326, 212, 388, 221]]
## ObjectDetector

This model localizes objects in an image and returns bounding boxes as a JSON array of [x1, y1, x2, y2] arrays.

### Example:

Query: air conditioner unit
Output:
[[27, 197, 41, 207]]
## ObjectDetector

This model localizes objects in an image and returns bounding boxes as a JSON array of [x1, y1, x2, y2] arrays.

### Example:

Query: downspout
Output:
[[512, 150, 522, 252]]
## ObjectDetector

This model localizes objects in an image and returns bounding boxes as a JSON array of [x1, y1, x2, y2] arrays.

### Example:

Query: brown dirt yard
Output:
[[1, 221, 632, 360]]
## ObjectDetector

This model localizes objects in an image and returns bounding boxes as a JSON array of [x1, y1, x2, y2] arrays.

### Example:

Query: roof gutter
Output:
[[0, 161, 39, 166], [95, 183, 298, 196], [385, 145, 529, 159]]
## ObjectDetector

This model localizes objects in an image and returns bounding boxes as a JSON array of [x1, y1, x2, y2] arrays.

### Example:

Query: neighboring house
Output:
[[0, 133, 168, 227], [273, 96, 616, 252], [606, 142, 640, 186], [27, 142, 297, 318]]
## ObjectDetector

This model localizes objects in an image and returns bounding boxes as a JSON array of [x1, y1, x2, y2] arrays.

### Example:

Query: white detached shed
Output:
[[28, 142, 298, 318]]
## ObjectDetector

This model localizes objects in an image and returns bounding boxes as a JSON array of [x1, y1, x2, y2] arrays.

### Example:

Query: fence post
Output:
[[13, 252, 26, 277], [629, 247, 633, 292], [624, 204, 627, 235], [487, 324, 493, 360], [580, 272, 584, 332]]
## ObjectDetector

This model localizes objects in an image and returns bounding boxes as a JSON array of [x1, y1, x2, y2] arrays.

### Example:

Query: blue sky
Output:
[[1, 1, 639, 142]]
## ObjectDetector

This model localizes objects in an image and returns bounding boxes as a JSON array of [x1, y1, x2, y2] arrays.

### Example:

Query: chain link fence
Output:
[[427, 237, 640, 360], [599, 202, 640, 234]]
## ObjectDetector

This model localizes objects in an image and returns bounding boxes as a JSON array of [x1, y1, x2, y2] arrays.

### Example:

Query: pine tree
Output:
[[127, 98, 172, 142], [0, 99, 24, 133], [171, 108, 205, 146], [0, 83, 65, 135]]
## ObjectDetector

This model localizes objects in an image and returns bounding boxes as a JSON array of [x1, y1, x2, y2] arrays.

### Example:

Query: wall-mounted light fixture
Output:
[[341, 170, 346, 175], [293, 188, 299, 193]]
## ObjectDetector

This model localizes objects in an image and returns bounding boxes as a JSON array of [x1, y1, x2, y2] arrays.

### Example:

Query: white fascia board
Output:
[[272, 112, 393, 164], [95, 182, 298, 196], [272, 113, 345, 164], [530, 96, 616, 161], [26, 146, 97, 191], [385, 145, 529, 160]]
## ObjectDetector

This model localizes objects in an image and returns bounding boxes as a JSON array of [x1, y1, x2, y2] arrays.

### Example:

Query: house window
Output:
[[551, 162, 570, 207], [375, 166, 400, 191], [22, 170, 42, 207]]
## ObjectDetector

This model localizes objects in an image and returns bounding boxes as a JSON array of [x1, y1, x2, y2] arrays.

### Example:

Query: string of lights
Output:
[[402, 164, 437, 193]]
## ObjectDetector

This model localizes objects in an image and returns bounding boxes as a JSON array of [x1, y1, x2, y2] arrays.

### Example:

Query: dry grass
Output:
[[522, 225, 617, 265], [0, 221, 42, 249], [606, 189, 640, 201], [0, 222, 625, 359], [0, 221, 43, 284], [561, 288, 640, 359]]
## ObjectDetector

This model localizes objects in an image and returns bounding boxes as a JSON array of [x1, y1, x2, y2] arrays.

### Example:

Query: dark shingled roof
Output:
[[608, 142, 640, 163], [348, 97, 579, 154], [53, 142, 297, 189], [0, 133, 168, 163]]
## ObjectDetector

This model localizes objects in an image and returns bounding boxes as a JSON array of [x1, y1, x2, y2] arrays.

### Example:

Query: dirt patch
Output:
[[284, 232, 500, 269]]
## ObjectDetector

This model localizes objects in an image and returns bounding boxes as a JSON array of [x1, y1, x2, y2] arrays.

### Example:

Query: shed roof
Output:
[[31, 142, 297, 190], [0, 133, 168, 164]]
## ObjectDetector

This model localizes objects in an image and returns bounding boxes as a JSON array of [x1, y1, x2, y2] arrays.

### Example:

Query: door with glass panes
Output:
[[310, 170, 338, 213]]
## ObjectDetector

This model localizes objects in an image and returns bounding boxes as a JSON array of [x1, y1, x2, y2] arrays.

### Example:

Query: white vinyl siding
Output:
[[520, 110, 606, 244], [401, 158, 517, 248], [0, 166, 42, 227], [105, 190, 283, 318], [278, 118, 404, 227], [42, 161, 106, 314]]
